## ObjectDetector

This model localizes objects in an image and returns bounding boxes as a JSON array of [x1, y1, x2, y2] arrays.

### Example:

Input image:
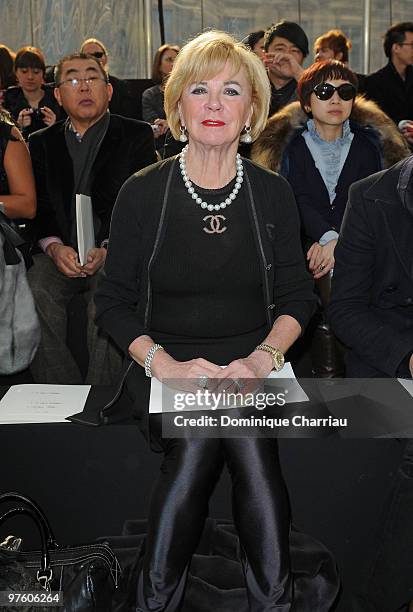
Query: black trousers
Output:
[[136, 421, 292, 612], [351, 440, 413, 612]]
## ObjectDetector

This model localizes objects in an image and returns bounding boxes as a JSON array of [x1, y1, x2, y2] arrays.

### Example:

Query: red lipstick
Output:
[[202, 120, 225, 126]]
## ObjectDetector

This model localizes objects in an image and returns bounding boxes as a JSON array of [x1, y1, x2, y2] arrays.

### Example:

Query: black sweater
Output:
[[95, 157, 316, 355]]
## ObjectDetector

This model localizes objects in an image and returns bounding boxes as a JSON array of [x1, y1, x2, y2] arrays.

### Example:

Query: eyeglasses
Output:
[[313, 82, 356, 101], [399, 43, 413, 48], [58, 76, 108, 89]]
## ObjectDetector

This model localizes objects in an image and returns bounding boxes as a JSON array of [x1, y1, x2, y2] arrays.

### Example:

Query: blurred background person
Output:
[[243, 29, 265, 60], [362, 22, 413, 147], [0, 45, 17, 107], [3, 46, 60, 139], [252, 59, 408, 376], [80, 37, 129, 116], [263, 20, 308, 116], [314, 30, 352, 64], [141, 43, 182, 158]]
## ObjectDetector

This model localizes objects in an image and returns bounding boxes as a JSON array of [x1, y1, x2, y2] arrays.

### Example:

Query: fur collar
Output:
[[251, 97, 410, 173]]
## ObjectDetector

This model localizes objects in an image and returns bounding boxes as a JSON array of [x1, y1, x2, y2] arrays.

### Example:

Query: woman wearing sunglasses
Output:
[[80, 37, 128, 117], [252, 59, 409, 376]]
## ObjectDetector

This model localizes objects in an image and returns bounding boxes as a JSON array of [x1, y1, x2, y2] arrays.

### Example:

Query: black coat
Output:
[[282, 124, 383, 244], [362, 62, 413, 125], [329, 157, 413, 377], [28, 114, 156, 246]]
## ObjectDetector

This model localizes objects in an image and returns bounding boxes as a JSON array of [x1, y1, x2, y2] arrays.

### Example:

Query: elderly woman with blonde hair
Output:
[[95, 30, 319, 611]]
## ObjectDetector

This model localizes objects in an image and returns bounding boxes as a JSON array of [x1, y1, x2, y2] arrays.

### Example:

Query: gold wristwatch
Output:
[[255, 344, 285, 372]]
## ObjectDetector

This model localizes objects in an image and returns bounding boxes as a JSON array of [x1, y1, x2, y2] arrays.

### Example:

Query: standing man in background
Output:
[[363, 22, 413, 143], [263, 20, 309, 116]]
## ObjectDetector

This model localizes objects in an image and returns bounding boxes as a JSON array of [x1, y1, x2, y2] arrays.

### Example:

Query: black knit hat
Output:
[[264, 21, 309, 56]]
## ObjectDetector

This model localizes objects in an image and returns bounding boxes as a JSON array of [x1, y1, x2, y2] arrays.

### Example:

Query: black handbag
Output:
[[0, 492, 121, 611]]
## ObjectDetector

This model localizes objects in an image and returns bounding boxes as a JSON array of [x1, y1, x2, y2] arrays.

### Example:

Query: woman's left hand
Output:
[[211, 350, 273, 393]]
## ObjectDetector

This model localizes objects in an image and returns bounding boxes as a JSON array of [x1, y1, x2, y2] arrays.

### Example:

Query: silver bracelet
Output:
[[144, 344, 164, 378]]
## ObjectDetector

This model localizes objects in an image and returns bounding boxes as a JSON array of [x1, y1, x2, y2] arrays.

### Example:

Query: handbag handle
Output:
[[0, 506, 53, 588], [0, 210, 32, 268], [0, 492, 57, 547]]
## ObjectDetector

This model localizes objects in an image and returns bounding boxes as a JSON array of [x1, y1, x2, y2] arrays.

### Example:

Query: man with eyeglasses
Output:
[[363, 22, 413, 138], [27, 53, 156, 385], [263, 21, 309, 116]]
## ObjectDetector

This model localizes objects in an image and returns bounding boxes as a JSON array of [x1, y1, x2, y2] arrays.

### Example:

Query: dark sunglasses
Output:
[[89, 51, 105, 59], [313, 82, 356, 101]]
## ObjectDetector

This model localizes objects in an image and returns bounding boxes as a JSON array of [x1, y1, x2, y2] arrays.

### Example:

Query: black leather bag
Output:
[[0, 492, 121, 611]]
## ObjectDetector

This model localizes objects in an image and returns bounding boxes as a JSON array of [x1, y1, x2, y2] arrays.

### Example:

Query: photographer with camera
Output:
[[4, 46, 60, 140]]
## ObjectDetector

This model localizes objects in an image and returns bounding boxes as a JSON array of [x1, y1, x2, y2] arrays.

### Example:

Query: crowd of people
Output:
[[1, 20, 412, 386], [1, 18, 413, 612]]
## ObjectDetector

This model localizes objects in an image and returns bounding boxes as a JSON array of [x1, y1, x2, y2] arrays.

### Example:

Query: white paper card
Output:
[[0, 384, 91, 424], [149, 362, 309, 414], [398, 378, 413, 398], [76, 194, 95, 266]]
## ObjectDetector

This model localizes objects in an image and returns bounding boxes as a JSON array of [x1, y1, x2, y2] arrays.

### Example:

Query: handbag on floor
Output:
[[0, 492, 121, 611]]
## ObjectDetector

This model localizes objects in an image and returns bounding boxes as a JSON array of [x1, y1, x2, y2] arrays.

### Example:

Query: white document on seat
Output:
[[0, 384, 91, 423], [149, 362, 309, 414], [76, 194, 95, 266]]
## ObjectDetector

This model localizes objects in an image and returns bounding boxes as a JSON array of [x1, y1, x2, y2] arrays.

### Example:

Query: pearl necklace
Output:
[[179, 145, 244, 211]]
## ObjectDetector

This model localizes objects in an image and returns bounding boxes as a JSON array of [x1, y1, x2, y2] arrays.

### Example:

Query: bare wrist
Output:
[[251, 350, 274, 375], [46, 242, 61, 258], [293, 65, 304, 80], [151, 350, 174, 379]]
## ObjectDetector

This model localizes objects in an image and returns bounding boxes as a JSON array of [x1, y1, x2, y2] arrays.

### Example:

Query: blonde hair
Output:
[[80, 38, 108, 55], [164, 30, 270, 142]]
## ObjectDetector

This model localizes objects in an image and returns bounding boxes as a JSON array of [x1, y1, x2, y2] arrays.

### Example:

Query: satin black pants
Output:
[[136, 423, 292, 612]]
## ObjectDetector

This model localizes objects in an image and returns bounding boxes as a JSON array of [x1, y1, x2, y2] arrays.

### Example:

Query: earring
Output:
[[179, 125, 188, 142], [240, 125, 252, 144]]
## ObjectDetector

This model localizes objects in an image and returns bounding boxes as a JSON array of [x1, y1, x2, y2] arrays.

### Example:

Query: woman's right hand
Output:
[[151, 351, 222, 391], [128, 335, 221, 391], [17, 108, 32, 128]]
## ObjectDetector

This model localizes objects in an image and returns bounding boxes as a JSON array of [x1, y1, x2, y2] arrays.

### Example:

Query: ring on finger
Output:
[[234, 379, 245, 393], [319, 263, 325, 271], [198, 375, 209, 390]]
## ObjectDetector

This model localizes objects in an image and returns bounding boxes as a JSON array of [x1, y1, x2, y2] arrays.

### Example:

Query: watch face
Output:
[[274, 351, 285, 371]]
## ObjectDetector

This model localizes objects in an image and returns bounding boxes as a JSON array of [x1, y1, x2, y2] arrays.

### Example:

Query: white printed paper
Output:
[[149, 362, 309, 414], [0, 384, 91, 424], [76, 194, 95, 266]]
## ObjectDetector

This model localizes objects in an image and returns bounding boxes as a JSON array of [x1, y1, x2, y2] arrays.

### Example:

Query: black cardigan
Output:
[[95, 157, 316, 355]]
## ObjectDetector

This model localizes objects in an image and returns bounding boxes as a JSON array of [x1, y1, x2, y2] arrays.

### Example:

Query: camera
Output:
[[31, 108, 44, 121]]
